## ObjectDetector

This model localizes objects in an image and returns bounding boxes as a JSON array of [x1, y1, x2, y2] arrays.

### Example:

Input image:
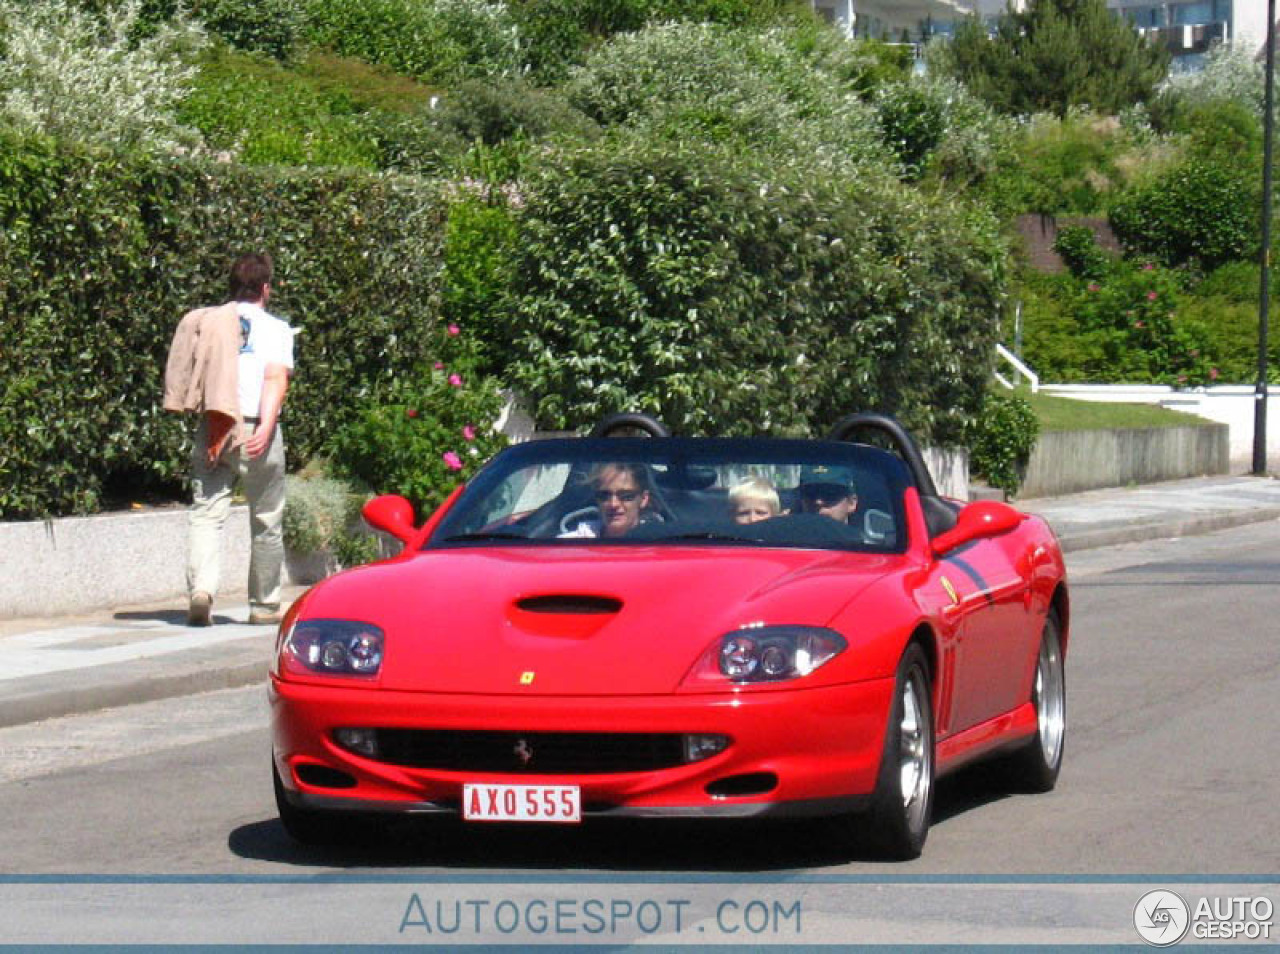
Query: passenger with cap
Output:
[[797, 465, 857, 524]]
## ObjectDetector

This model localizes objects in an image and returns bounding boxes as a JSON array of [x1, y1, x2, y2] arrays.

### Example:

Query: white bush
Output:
[[0, 0, 207, 150]]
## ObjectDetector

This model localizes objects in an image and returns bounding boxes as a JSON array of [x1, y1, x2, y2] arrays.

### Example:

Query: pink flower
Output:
[[462, 425, 476, 441], [406, 409, 419, 419], [1210, 367, 1220, 380], [433, 361, 444, 370], [1087, 283, 1100, 292], [1146, 291, 1158, 301], [1143, 263, 1155, 271], [442, 451, 463, 471], [1135, 321, 1145, 329], [449, 373, 464, 388], [1177, 375, 1187, 384], [447, 324, 460, 336]]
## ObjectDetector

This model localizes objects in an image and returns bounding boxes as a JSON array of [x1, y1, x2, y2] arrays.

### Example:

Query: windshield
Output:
[[428, 438, 913, 554]]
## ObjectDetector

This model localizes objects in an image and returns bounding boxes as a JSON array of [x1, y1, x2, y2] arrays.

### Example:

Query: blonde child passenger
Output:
[[728, 476, 780, 525]]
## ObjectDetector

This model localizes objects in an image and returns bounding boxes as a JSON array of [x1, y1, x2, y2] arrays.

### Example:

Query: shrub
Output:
[[1109, 159, 1256, 270], [283, 472, 360, 555], [326, 352, 509, 516], [0, 129, 450, 519], [992, 110, 1162, 216], [178, 47, 384, 168], [506, 136, 1006, 447], [1052, 225, 1109, 281], [302, 0, 521, 86], [0, 0, 206, 151], [967, 390, 1039, 495], [563, 23, 892, 176], [434, 78, 600, 147], [190, 0, 306, 60], [442, 196, 520, 372], [873, 74, 1015, 189], [1020, 260, 1215, 385]]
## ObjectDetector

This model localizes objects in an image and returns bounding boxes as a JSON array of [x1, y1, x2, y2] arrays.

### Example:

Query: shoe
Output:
[[188, 592, 213, 627], [249, 610, 283, 626]]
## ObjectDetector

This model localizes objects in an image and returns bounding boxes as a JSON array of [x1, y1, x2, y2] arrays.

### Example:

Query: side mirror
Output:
[[931, 500, 1026, 557], [362, 494, 417, 543]]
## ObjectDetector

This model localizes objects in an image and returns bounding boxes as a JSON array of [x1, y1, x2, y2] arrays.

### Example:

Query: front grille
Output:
[[373, 729, 686, 774]]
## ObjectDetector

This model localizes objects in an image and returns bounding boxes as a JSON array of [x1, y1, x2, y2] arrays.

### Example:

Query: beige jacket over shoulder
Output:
[[163, 302, 242, 423]]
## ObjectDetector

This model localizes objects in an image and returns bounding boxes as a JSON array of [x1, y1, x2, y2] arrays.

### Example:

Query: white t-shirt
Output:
[[236, 302, 294, 418]]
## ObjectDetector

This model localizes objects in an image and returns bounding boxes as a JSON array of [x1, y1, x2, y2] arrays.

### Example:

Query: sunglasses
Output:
[[594, 489, 641, 504]]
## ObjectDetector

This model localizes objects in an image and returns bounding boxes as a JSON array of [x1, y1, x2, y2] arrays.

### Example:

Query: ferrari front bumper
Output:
[[271, 676, 895, 819]]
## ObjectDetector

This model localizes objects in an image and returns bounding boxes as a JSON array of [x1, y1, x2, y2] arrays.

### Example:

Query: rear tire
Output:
[[1005, 609, 1066, 793], [865, 643, 935, 860]]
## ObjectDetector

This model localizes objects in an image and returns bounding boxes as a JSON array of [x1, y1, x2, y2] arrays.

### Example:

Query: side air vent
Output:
[[516, 595, 622, 615]]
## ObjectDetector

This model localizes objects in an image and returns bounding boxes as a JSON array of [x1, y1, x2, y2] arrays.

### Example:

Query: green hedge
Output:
[[0, 127, 447, 518], [507, 138, 1006, 446]]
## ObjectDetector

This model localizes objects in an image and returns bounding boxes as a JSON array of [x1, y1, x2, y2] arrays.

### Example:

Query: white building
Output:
[[809, 1, 1019, 40], [1110, 0, 1271, 66], [811, 1, 1272, 69]]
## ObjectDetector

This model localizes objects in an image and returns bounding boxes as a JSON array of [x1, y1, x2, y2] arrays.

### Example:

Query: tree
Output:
[[936, 0, 1168, 117]]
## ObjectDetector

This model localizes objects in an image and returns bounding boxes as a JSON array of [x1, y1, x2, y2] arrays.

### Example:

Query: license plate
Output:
[[462, 783, 581, 823]]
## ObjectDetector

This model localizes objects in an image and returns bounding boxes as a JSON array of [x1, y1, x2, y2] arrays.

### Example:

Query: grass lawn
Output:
[[1026, 391, 1209, 431]]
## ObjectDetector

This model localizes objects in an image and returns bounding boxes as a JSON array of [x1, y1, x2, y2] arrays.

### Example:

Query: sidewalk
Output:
[[1, 475, 1277, 729]]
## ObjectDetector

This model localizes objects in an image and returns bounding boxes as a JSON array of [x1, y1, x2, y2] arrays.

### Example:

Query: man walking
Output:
[[185, 253, 295, 626]]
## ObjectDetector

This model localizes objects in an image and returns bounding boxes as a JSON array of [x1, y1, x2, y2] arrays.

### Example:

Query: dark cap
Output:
[[798, 464, 855, 495]]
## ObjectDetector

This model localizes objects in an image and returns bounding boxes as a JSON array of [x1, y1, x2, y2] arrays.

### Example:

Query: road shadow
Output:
[[113, 609, 240, 625], [228, 768, 1015, 871]]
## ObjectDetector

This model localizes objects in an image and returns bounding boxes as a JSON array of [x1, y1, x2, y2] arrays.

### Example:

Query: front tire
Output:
[[1005, 609, 1066, 793], [866, 643, 935, 860], [273, 760, 360, 846]]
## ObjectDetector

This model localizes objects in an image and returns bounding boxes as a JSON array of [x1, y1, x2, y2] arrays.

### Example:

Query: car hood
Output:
[[301, 546, 900, 695]]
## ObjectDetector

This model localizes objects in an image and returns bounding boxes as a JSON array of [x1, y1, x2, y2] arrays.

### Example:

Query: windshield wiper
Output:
[[441, 531, 528, 543]]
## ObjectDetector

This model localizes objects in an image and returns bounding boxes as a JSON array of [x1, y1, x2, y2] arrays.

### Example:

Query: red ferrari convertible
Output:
[[270, 413, 1068, 859]]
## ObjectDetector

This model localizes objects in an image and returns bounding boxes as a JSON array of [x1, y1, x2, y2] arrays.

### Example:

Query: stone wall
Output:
[[1020, 424, 1229, 498]]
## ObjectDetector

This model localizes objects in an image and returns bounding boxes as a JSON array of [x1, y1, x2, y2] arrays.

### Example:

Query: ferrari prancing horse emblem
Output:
[[519, 671, 535, 685]]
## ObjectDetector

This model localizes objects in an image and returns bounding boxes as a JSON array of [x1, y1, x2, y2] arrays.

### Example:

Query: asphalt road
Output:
[[2, 520, 1278, 877]]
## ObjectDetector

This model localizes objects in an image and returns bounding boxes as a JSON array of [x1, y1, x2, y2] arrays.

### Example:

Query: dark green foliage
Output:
[[441, 197, 520, 372], [1018, 260, 1215, 385], [301, 0, 520, 86], [191, 0, 306, 60], [1052, 225, 1109, 280], [1109, 159, 1256, 270], [434, 78, 600, 147], [0, 128, 448, 518], [936, 0, 1168, 117], [506, 139, 1005, 447], [967, 390, 1039, 493], [178, 47, 462, 173], [511, 0, 817, 82], [874, 81, 945, 179], [326, 359, 509, 515]]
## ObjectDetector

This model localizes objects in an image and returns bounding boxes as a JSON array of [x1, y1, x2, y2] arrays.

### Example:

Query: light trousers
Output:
[[187, 418, 286, 613]]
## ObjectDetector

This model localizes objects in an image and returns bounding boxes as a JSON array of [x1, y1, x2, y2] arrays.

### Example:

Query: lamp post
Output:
[[1255, 0, 1276, 475]]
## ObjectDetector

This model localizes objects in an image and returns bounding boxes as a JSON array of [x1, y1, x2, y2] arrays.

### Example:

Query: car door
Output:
[[935, 537, 1030, 733]]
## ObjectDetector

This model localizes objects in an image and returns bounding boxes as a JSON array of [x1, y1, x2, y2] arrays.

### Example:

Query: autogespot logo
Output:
[[1134, 889, 1191, 946]]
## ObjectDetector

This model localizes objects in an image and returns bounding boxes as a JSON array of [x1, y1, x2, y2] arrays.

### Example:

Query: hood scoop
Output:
[[516, 595, 622, 615], [508, 594, 622, 638]]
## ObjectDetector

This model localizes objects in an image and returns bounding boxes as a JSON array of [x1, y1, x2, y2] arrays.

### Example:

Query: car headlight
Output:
[[281, 620, 384, 679], [682, 625, 847, 688]]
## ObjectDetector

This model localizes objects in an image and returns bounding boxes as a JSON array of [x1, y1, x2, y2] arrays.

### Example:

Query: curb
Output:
[[1051, 507, 1280, 553], [0, 636, 273, 729]]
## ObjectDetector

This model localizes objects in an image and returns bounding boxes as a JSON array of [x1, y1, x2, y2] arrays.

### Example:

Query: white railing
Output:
[[994, 343, 1039, 393]]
